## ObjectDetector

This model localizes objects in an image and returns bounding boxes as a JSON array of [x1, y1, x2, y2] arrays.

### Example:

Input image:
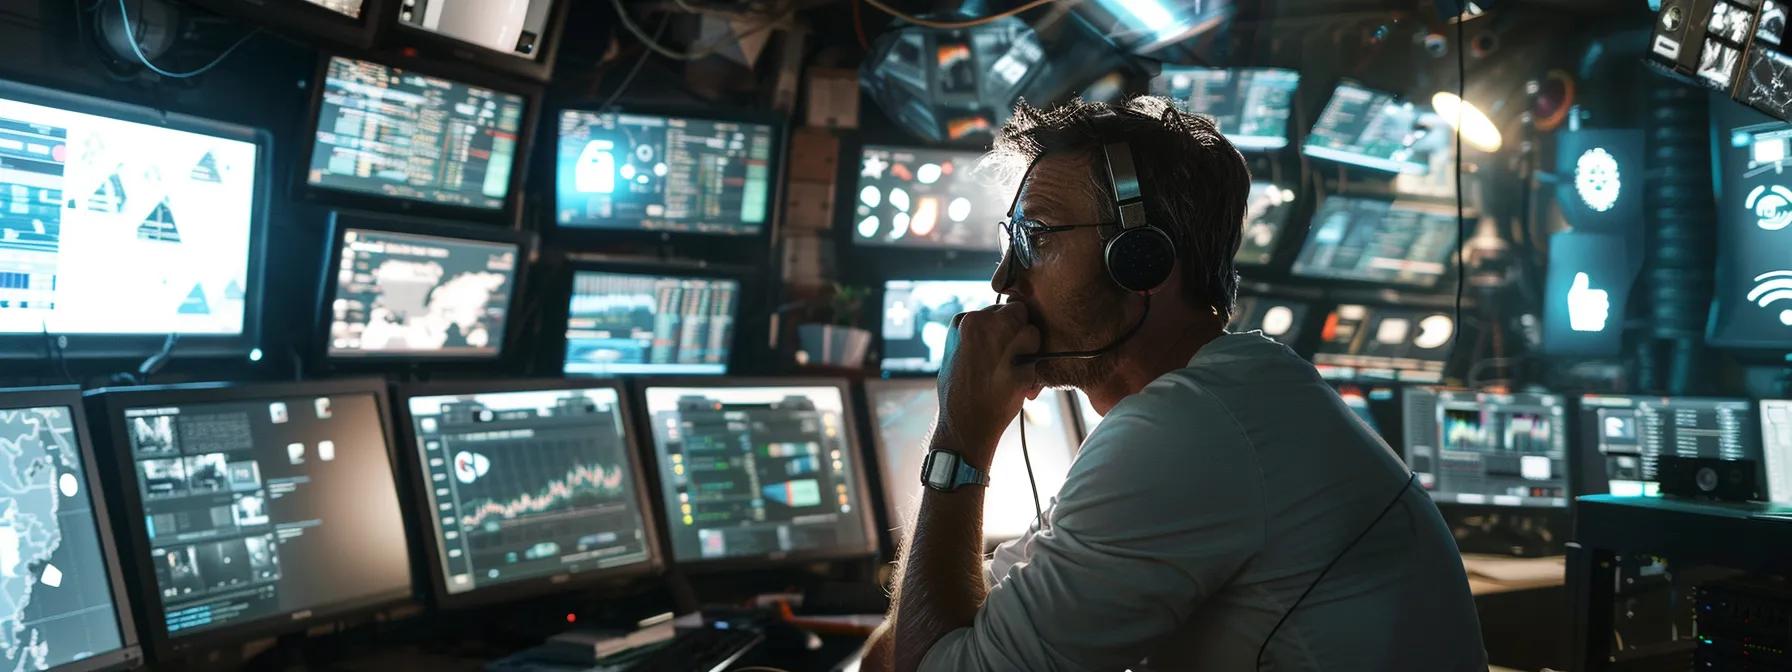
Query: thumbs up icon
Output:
[[1567, 272, 1611, 333]]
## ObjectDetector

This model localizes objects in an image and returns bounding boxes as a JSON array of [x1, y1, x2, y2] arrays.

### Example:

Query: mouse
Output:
[[758, 619, 823, 653]]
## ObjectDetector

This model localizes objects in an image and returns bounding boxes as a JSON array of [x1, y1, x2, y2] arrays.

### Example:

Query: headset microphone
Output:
[[1011, 295, 1150, 365]]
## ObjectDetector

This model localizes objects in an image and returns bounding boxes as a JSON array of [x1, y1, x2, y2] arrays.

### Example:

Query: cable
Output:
[[1451, 12, 1466, 356], [606, 0, 788, 62], [595, 16, 671, 114], [117, 0, 261, 79], [1017, 405, 1046, 529], [859, 0, 1059, 29]]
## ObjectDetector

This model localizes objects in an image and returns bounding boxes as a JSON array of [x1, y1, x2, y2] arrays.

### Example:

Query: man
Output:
[[864, 97, 1486, 671]]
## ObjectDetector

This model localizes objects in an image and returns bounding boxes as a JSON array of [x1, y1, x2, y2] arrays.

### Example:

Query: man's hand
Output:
[[937, 303, 1041, 467]]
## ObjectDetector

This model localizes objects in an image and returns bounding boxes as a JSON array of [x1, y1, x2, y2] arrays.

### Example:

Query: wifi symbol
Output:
[[1748, 270, 1792, 326]]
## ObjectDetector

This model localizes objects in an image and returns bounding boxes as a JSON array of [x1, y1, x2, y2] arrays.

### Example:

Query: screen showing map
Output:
[[327, 228, 517, 359], [0, 403, 130, 670], [555, 111, 777, 235], [562, 271, 738, 376], [307, 56, 524, 211], [0, 92, 259, 338]]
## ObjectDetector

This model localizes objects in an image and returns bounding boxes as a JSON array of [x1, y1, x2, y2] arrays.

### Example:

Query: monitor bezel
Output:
[[296, 53, 543, 227], [0, 386, 145, 672], [1300, 79, 1433, 176], [1286, 194, 1463, 291], [179, 0, 391, 49], [545, 104, 789, 245], [558, 255, 753, 378], [0, 77, 272, 361], [392, 378, 666, 610], [383, 0, 571, 82], [629, 376, 881, 571], [1148, 65, 1301, 152], [874, 276, 999, 377], [83, 378, 416, 662], [316, 210, 533, 365]]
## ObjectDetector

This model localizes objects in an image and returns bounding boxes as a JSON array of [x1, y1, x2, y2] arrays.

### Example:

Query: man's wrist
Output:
[[931, 421, 995, 470]]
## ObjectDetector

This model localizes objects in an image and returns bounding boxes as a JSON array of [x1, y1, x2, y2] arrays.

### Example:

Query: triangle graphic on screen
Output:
[[85, 174, 126, 214], [137, 201, 181, 242], [191, 152, 222, 183], [178, 284, 210, 315]]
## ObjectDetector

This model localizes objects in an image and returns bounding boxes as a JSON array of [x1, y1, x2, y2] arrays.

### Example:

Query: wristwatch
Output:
[[920, 449, 989, 492]]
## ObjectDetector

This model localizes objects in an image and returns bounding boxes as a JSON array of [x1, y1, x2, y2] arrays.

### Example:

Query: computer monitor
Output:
[[561, 264, 741, 376], [0, 387, 141, 672], [321, 212, 524, 361], [850, 145, 1009, 252], [391, 0, 568, 81], [179, 0, 387, 48], [555, 110, 780, 236], [1312, 304, 1454, 383], [1330, 381, 1403, 449], [1578, 395, 1760, 497], [1402, 389, 1570, 507], [87, 380, 412, 657], [1150, 67, 1300, 150], [638, 380, 876, 566], [1292, 197, 1458, 289], [0, 79, 266, 359], [1763, 399, 1792, 505], [1302, 81, 1444, 175], [1707, 116, 1792, 350], [1236, 182, 1297, 266], [398, 380, 660, 607], [880, 280, 996, 374], [304, 55, 531, 217], [864, 380, 1079, 544]]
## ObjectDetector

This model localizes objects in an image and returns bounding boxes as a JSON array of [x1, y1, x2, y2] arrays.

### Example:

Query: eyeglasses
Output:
[[1000, 215, 1108, 270]]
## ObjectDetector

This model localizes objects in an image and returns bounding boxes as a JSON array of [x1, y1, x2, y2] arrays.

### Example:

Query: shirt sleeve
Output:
[[920, 384, 1267, 672]]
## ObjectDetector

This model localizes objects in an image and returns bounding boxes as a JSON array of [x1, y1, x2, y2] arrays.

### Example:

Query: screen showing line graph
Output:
[[406, 386, 652, 595]]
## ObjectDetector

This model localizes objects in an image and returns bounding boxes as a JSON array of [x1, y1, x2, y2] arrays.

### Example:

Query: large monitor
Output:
[[555, 110, 779, 236], [850, 145, 1009, 252], [399, 381, 659, 606], [87, 380, 412, 657], [1763, 399, 1792, 505], [1578, 395, 1760, 497], [321, 213, 524, 361], [1292, 197, 1459, 289], [1150, 67, 1300, 150], [639, 380, 876, 566], [561, 265, 741, 376], [304, 56, 530, 216], [864, 380, 1079, 544], [0, 79, 265, 358], [0, 388, 140, 672], [880, 280, 995, 374], [1236, 182, 1297, 266], [1302, 82, 1444, 175], [392, 0, 568, 81], [1402, 389, 1570, 507], [1707, 117, 1792, 350]]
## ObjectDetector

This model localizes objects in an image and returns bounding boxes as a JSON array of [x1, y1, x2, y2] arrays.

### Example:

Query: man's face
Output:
[[991, 153, 1131, 389]]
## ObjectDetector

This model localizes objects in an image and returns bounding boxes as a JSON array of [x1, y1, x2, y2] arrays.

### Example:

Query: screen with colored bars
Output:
[[642, 385, 872, 562], [1578, 395, 1760, 497], [562, 271, 738, 376], [328, 228, 517, 358], [1237, 182, 1297, 265], [1292, 197, 1458, 288], [0, 92, 258, 337], [1150, 67, 1300, 150], [851, 146, 1010, 251], [406, 387, 653, 595], [555, 111, 776, 235], [306, 0, 362, 17], [880, 280, 994, 373], [1763, 399, 1792, 504], [0, 401, 130, 669], [120, 393, 410, 637], [1302, 82, 1444, 175], [307, 56, 524, 210], [865, 380, 1077, 543], [398, 0, 555, 59], [1402, 389, 1569, 507]]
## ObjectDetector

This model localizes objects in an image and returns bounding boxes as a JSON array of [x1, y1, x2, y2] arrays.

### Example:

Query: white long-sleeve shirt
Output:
[[919, 332, 1487, 671]]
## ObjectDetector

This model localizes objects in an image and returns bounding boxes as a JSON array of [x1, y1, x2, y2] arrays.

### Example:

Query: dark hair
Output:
[[988, 96, 1250, 322]]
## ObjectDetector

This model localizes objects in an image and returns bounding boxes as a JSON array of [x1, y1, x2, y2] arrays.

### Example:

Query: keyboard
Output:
[[623, 625, 764, 672]]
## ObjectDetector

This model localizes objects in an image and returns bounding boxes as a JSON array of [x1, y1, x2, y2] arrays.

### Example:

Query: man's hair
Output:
[[986, 96, 1250, 322]]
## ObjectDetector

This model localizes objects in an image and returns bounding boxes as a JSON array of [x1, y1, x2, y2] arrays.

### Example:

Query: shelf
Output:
[[1571, 495, 1792, 574]]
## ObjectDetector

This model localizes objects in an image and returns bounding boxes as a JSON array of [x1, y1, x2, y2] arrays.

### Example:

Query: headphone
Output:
[[1096, 138, 1177, 293]]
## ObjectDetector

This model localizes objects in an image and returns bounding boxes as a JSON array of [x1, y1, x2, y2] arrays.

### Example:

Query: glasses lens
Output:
[[1007, 218, 1033, 269]]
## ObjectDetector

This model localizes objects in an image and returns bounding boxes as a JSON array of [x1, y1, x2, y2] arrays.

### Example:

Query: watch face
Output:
[[926, 451, 957, 488]]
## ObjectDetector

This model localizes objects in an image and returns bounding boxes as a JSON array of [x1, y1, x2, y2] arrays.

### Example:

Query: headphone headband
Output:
[[1102, 141, 1147, 232]]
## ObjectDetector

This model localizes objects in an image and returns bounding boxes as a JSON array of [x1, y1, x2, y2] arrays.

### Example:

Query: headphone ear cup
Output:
[[1104, 226, 1176, 293]]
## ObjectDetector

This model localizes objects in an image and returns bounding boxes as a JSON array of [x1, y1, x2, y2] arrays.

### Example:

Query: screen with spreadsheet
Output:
[[1150, 67, 1299, 150], [1579, 395, 1760, 497], [642, 384, 873, 563], [1292, 197, 1458, 288], [1403, 389, 1569, 507], [327, 227, 518, 359], [555, 111, 776, 235], [404, 385, 653, 596], [306, 56, 525, 210], [562, 270, 739, 376]]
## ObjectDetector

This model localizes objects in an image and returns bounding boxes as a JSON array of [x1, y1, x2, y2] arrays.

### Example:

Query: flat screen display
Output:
[[306, 0, 362, 17], [562, 271, 738, 376], [118, 391, 410, 638], [405, 387, 653, 595], [1579, 395, 1759, 497], [398, 0, 556, 60], [642, 384, 873, 563], [1763, 399, 1792, 504], [880, 280, 995, 373], [1303, 82, 1444, 175], [1708, 118, 1792, 349], [851, 146, 1009, 251], [1402, 389, 1570, 507], [1150, 67, 1299, 150], [328, 228, 518, 358], [0, 91, 258, 338], [307, 56, 525, 211], [555, 111, 776, 235], [1292, 197, 1458, 288]]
